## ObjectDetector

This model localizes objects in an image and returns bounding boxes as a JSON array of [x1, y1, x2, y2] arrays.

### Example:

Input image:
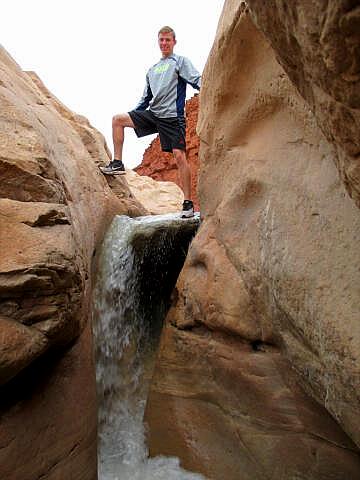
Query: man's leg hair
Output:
[[173, 148, 191, 200], [112, 113, 135, 161]]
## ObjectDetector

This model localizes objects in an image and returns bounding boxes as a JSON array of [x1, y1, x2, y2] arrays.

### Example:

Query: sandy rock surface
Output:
[[145, 2, 360, 479], [125, 169, 183, 214]]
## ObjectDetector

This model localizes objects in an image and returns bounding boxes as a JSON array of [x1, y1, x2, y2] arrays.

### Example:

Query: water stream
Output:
[[92, 213, 205, 480]]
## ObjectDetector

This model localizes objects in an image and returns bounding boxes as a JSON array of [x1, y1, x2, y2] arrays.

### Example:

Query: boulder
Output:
[[125, 169, 184, 214]]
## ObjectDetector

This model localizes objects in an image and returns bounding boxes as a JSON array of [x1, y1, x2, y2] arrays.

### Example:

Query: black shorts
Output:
[[128, 110, 186, 152]]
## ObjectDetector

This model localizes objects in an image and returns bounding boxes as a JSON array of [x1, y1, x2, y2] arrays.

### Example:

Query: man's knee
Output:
[[173, 148, 187, 164], [112, 113, 134, 128]]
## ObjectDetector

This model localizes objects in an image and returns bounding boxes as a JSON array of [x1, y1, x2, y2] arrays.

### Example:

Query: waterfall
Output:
[[92, 213, 205, 480]]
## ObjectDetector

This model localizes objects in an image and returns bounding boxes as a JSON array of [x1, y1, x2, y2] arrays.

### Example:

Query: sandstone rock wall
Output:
[[0, 47, 145, 480], [135, 95, 200, 210], [145, 2, 360, 479], [247, 0, 360, 209]]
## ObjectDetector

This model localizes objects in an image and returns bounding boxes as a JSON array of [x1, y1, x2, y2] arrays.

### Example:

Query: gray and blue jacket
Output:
[[135, 53, 201, 118]]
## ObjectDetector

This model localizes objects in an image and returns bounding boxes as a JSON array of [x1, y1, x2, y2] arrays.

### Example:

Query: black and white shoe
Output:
[[181, 200, 194, 218], [100, 160, 126, 175]]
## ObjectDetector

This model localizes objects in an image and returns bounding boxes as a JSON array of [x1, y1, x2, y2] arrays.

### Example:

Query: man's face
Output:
[[158, 32, 176, 57]]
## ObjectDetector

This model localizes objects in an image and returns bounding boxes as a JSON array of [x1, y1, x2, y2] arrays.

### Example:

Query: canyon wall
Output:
[[145, 2, 360, 479], [0, 47, 147, 480], [135, 95, 200, 210]]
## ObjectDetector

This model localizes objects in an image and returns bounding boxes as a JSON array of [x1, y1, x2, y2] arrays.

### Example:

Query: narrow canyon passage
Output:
[[92, 213, 204, 480]]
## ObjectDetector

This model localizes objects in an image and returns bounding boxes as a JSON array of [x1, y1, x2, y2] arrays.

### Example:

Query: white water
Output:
[[93, 214, 205, 480]]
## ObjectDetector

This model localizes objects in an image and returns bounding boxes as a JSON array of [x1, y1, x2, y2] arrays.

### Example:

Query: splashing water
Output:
[[92, 214, 205, 480]]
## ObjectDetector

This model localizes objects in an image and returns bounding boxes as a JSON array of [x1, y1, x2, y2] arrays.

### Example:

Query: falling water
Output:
[[92, 213, 205, 480]]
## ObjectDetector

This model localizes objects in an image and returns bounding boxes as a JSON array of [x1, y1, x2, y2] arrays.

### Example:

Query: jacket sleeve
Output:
[[134, 74, 153, 110], [178, 56, 201, 90]]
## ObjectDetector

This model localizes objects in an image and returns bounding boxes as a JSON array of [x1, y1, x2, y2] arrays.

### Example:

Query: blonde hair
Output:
[[158, 26, 176, 40]]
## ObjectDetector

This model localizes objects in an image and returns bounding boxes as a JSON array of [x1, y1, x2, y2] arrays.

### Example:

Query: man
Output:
[[100, 26, 201, 218]]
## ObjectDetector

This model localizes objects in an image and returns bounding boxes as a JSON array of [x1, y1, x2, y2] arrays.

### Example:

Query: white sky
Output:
[[1, 0, 224, 168]]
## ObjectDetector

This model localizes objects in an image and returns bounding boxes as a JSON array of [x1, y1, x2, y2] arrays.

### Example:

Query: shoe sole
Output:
[[181, 211, 194, 218], [100, 170, 126, 176]]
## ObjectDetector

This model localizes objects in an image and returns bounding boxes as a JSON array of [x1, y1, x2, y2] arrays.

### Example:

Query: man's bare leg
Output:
[[100, 113, 135, 175], [112, 113, 135, 161], [173, 148, 194, 217], [173, 148, 191, 199]]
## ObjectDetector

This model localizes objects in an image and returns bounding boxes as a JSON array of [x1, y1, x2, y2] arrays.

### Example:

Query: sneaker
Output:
[[181, 200, 194, 218], [100, 160, 126, 175]]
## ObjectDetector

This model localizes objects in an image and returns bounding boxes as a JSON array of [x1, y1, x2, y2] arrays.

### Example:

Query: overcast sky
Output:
[[2, 0, 224, 168]]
